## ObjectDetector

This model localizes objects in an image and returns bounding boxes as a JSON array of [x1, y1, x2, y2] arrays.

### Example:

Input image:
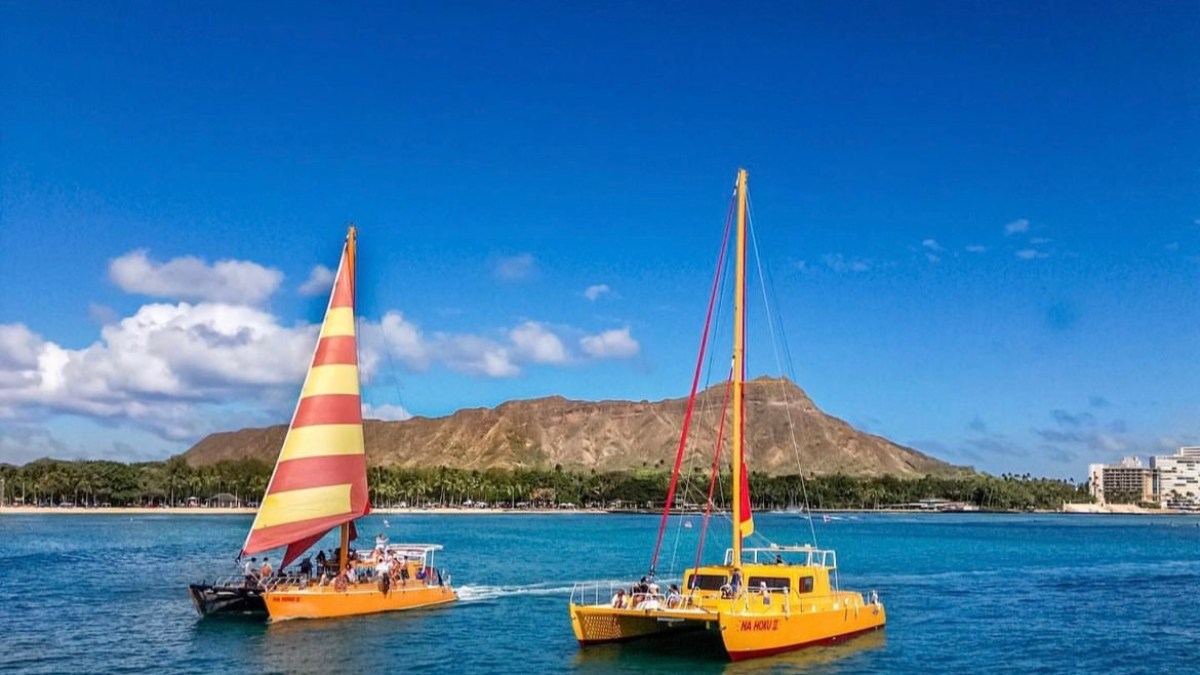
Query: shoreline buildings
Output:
[[1088, 447, 1200, 509]]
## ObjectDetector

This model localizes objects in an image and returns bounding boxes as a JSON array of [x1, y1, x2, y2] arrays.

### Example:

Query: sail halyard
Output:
[[241, 227, 370, 568]]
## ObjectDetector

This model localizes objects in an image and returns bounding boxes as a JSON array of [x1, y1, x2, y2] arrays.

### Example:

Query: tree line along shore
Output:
[[0, 457, 1090, 512]]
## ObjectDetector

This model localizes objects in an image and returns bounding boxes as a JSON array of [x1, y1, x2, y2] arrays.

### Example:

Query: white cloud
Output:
[[583, 284, 611, 301], [1016, 249, 1049, 260], [0, 305, 315, 441], [580, 327, 640, 359], [1004, 219, 1030, 236], [438, 335, 519, 377], [362, 403, 413, 421], [109, 250, 283, 304], [925, 253, 941, 264], [0, 323, 44, 371], [965, 244, 987, 253], [822, 253, 871, 273], [493, 253, 536, 281], [509, 321, 568, 364], [298, 265, 335, 296], [921, 239, 942, 252]]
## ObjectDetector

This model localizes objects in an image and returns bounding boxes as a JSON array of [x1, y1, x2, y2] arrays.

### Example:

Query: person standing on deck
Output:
[[260, 557, 273, 579]]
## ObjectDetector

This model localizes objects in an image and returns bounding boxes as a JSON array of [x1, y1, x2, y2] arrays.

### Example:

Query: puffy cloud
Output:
[[509, 321, 568, 364], [298, 265, 335, 296], [921, 239, 942, 252], [1016, 249, 1049, 260], [0, 323, 44, 371], [2, 264, 634, 456], [493, 253, 536, 281], [0, 305, 315, 440], [438, 335, 519, 377], [580, 327, 640, 359], [362, 403, 413, 421], [109, 250, 283, 304], [1004, 219, 1030, 236], [583, 284, 611, 301], [965, 244, 987, 253]]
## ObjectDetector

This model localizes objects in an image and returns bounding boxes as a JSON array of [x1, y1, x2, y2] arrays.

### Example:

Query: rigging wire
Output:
[[649, 188, 736, 576], [747, 193, 819, 548]]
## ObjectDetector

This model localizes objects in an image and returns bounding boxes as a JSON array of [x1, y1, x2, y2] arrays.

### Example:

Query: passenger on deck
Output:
[[666, 584, 682, 608], [316, 550, 327, 574], [632, 577, 649, 607], [775, 554, 785, 566], [299, 556, 313, 577], [730, 568, 742, 595], [346, 565, 358, 584], [760, 581, 771, 605], [260, 557, 273, 579], [399, 564, 410, 586], [611, 589, 627, 608], [375, 532, 388, 550]]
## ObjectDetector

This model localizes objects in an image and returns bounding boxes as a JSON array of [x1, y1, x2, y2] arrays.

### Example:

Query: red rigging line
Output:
[[648, 189, 737, 576], [693, 370, 733, 575]]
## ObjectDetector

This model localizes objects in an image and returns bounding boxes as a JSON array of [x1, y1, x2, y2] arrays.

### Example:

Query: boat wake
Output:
[[456, 579, 627, 603]]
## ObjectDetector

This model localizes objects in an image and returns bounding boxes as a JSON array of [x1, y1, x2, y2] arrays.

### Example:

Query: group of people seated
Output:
[[610, 577, 684, 610], [237, 535, 444, 595]]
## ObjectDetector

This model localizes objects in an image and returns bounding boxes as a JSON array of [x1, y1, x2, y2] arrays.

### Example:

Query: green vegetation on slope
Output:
[[0, 458, 1088, 511]]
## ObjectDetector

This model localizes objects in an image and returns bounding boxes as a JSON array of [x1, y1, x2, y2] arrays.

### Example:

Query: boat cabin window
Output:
[[687, 574, 728, 591], [797, 576, 814, 593], [747, 576, 790, 591]]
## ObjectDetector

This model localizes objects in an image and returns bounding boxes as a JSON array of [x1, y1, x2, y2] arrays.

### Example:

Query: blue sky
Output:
[[1, 1, 1197, 477]]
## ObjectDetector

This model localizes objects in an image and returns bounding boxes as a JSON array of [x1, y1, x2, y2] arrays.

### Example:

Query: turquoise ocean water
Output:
[[2, 512, 1197, 674]]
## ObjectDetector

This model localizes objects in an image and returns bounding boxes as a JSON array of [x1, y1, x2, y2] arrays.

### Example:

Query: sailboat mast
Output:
[[339, 225, 357, 575], [731, 168, 748, 568]]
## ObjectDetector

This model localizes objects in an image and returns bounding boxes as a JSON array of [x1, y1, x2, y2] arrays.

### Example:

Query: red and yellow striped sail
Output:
[[242, 228, 370, 567]]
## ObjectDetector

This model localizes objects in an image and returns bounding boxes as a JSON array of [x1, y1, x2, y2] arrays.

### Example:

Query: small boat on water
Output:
[[568, 170, 885, 661], [189, 226, 457, 620]]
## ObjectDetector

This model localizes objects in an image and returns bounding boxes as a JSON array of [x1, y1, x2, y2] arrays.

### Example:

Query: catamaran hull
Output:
[[188, 583, 267, 618], [570, 605, 708, 644], [718, 603, 886, 661], [569, 599, 885, 661], [265, 583, 457, 621]]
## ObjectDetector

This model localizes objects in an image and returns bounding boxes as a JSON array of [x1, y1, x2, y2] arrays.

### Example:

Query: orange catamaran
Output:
[[568, 170, 885, 660], [189, 227, 456, 620]]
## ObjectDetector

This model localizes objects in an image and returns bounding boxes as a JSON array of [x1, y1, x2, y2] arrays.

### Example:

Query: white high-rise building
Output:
[[1151, 447, 1200, 509]]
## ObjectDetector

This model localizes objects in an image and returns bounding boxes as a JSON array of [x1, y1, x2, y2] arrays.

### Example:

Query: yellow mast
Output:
[[731, 168, 748, 568]]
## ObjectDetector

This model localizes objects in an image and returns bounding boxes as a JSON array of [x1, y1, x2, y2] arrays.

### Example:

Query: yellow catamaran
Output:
[[190, 227, 456, 620], [568, 170, 885, 660]]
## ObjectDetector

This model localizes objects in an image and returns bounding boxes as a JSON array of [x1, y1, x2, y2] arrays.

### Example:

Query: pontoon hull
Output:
[[570, 594, 885, 661], [188, 583, 267, 618], [265, 582, 456, 620], [718, 598, 885, 661]]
